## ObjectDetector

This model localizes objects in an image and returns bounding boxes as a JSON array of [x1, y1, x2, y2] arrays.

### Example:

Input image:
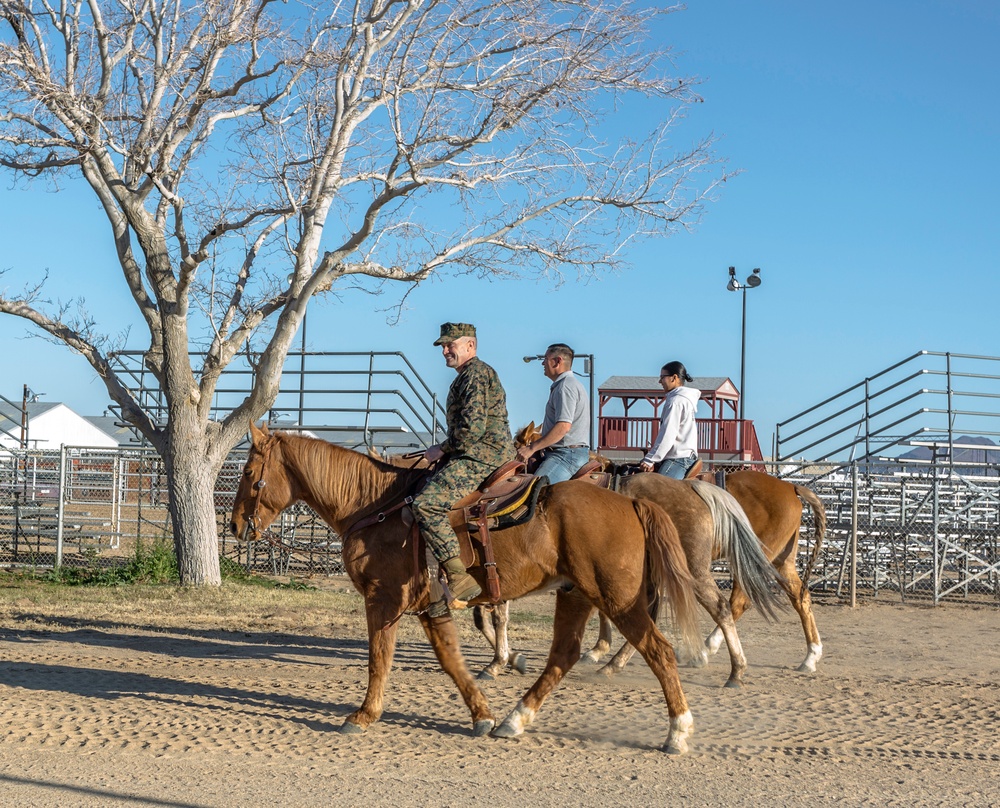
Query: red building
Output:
[[597, 375, 763, 464]]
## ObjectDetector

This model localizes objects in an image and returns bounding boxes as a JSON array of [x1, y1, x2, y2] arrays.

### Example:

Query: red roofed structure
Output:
[[597, 375, 763, 464]]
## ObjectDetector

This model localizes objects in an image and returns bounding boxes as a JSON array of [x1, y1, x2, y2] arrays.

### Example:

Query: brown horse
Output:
[[232, 423, 703, 753], [701, 470, 827, 672], [367, 446, 528, 677], [511, 425, 828, 676], [473, 475, 787, 688]]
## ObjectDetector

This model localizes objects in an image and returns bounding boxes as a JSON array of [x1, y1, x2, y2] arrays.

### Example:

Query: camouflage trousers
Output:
[[412, 457, 492, 563]]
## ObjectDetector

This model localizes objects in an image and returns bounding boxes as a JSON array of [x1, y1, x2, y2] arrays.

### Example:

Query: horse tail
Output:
[[632, 498, 702, 660], [793, 485, 827, 589], [688, 480, 785, 622]]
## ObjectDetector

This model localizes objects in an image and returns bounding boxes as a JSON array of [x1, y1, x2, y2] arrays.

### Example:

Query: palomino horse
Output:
[[233, 423, 703, 753], [510, 425, 828, 676], [475, 475, 788, 687], [593, 470, 827, 675]]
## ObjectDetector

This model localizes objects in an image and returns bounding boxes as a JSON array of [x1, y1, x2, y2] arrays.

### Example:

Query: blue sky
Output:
[[2, 1, 998, 455]]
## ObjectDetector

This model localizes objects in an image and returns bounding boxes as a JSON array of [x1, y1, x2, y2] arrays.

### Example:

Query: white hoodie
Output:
[[642, 385, 701, 465]]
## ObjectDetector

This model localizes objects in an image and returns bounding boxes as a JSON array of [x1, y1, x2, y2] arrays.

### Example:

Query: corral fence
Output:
[[2, 447, 999, 605], [0, 445, 344, 577]]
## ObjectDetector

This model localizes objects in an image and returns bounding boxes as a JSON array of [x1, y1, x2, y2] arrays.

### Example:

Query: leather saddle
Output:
[[570, 459, 614, 489], [448, 461, 548, 602]]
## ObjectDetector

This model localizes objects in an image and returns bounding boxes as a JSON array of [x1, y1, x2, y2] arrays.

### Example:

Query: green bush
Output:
[[43, 541, 313, 590], [48, 537, 180, 586]]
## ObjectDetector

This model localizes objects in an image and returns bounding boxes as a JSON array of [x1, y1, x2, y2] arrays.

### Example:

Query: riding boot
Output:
[[425, 546, 450, 618], [442, 556, 481, 609]]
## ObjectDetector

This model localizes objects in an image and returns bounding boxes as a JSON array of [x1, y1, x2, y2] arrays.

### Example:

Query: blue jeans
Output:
[[535, 446, 591, 484], [656, 455, 698, 480]]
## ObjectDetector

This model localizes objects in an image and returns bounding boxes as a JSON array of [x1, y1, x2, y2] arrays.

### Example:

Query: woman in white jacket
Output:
[[639, 361, 701, 479]]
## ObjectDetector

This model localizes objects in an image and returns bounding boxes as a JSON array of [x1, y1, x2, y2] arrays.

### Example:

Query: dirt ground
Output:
[[1, 581, 998, 807]]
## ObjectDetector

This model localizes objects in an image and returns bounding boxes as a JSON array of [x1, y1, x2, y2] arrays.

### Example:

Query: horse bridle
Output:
[[243, 441, 282, 546]]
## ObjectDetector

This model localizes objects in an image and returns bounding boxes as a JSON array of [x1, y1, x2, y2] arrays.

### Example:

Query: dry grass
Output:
[[0, 573, 357, 635], [0, 571, 566, 646]]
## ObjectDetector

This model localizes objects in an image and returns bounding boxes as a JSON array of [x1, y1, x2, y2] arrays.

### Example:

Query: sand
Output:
[[1, 585, 998, 807]]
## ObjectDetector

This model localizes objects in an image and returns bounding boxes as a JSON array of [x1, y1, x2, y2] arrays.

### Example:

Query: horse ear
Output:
[[514, 422, 530, 446], [248, 420, 269, 449]]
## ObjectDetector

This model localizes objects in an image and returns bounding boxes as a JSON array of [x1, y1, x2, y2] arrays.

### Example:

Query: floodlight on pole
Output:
[[726, 267, 762, 421]]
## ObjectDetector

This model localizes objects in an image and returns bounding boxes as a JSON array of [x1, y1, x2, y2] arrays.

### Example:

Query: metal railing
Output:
[[4, 445, 998, 605], [106, 350, 448, 450], [701, 456, 1000, 606], [776, 351, 1000, 462]]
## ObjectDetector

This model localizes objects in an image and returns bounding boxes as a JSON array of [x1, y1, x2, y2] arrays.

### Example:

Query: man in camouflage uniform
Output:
[[412, 322, 516, 609]]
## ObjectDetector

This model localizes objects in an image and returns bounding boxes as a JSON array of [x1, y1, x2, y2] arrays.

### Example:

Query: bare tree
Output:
[[0, 0, 729, 584]]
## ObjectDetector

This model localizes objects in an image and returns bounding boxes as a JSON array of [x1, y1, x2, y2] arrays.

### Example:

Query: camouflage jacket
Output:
[[440, 356, 515, 466]]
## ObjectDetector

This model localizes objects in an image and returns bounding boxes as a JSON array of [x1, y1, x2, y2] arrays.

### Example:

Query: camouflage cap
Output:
[[433, 322, 476, 346]]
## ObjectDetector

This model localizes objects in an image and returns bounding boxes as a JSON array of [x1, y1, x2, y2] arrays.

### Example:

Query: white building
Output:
[[0, 401, 119, 450]]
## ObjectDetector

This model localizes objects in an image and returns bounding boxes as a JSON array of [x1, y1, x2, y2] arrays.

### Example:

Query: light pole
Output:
[[523, 351, 596, 449], [726, 266, 762, 422], [20, 385, 43, 448], [287, 275, 307, 427]]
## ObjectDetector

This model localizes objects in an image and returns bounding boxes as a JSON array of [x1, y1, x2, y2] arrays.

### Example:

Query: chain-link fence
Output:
[[3, 447, 1000, 603], [0, 446, 346, 575]]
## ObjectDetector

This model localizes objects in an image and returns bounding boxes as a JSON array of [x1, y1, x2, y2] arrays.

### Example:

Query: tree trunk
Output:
[[164, 425, 224, 586]]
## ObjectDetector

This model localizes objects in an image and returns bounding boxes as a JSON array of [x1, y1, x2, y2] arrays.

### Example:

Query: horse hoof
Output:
[[723, 679, 742, 689], [662, 741, 688, 755], [796, 662, 817, 673], [472, 719, 495, 737], [490, 722, 521, 740], [512, 654, 527, 675], [580, 651, 600, 665], [477, 669, 496, 681], [338, 720, 365, 735]]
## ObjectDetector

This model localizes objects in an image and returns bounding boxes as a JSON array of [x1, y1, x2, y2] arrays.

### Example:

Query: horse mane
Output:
[[273, 432, 423, 512]]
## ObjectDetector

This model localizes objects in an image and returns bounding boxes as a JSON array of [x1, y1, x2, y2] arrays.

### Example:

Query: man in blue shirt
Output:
[[516, 343, 591, 483]]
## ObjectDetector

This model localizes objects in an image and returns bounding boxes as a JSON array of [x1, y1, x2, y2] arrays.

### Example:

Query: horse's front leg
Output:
[[418, 611, 496, 736], [340, 609, 400, 733], [494, 601, 528, 675], [599, 637, 639, 676]]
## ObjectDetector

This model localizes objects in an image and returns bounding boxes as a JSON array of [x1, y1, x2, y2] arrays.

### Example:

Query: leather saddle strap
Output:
[[343, 495, 414, 540], [476, 500, 503, 603]]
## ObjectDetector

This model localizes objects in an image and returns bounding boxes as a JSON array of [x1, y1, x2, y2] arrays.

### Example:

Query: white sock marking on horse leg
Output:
[[799, 641, 823, 672], [497, 700, 535, 736], [705, 627, 724, 655], [665, 710, 694, 755]]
